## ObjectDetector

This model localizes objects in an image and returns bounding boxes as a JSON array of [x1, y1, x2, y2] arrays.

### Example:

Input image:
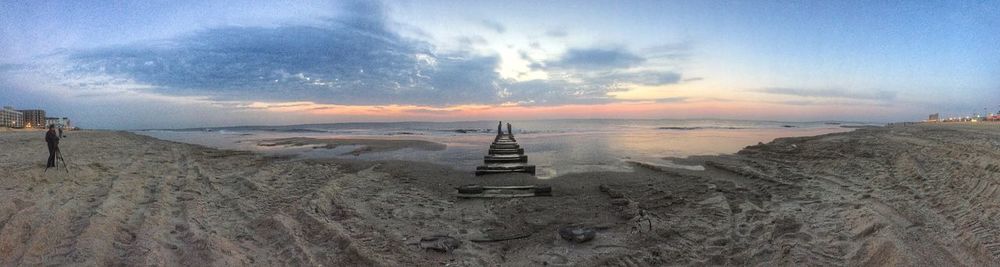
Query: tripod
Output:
[[45, 148, 69, 173]]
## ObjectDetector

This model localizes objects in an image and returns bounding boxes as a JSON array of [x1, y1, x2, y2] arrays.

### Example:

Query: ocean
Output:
[[136, 119, 869, 178]]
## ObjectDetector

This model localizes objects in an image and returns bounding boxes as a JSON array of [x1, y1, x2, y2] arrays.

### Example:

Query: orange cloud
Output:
[[242, 98, 900, 122]]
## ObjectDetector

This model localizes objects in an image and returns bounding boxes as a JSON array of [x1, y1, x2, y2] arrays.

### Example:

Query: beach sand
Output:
[[2, 123, 999, 265]]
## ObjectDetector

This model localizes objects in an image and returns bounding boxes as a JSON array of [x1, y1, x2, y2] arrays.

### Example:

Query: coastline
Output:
[[257, 137, 448, 156], [136, 120, 857, 180], [2, 124, 999, 265]]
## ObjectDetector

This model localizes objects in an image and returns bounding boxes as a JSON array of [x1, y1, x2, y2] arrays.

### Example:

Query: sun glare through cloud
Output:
[[3, 0, 996, 129]]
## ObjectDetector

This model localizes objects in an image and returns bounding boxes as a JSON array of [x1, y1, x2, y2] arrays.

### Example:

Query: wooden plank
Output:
[[456, 193, 539, 198], [475, 170, 534, 176], [480, 185, 538, 189], [480, 163, 532, 168], [484, 156, 528, 164], [475, 165, 536, 176], [481, 129, 530, 176], [484, 156, 526, 160], [456, 185, 550, 195], [494, 137, 516, 142], [469, 232, 532, 243], [490, 144, 520, 149], [486, 154, 524, 158], [488, 148, 524, 155]]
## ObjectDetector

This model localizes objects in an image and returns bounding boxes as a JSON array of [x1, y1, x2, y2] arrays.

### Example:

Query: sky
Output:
[[1, 0, 998, 129]]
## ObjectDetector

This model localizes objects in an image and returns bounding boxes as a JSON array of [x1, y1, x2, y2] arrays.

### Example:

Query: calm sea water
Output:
[[136, 119, 870, 178]]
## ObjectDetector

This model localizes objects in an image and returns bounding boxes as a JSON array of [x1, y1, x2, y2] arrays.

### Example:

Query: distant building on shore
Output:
[[45, 117, 68, 128], [927, 113, 939, 122], [45, 117, 72, 129], [1, 106, 23, 128], [17, 109, 46, 128]]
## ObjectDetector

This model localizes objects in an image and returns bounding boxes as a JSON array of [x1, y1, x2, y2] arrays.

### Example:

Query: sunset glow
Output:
[[1, 0, 997, 129]]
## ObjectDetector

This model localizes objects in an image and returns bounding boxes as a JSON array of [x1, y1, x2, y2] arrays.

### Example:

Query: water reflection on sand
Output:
[[138, 121, 855, 179]]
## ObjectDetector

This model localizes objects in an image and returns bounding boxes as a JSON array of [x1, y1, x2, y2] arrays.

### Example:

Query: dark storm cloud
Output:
[[595, 71, 682, 86], [18, 0, 689, 108], [641, 42, 692, 61], [532, 47, 685, 88], [62, 1, 504, 106], [545, 48, 645, 70], [504, 79, 621, 106]]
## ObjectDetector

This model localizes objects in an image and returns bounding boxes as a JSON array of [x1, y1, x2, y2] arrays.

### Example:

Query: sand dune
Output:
[[1, 124, 999, 266]]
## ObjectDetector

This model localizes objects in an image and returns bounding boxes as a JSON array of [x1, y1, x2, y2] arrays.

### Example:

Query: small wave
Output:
[[627, 160, 705, 171], [385, 132, 422, 136], [216, 130, 253, 136], [657, 126, 747, 130], [269, 128, 328, 133], [451, 129, 486, 134], [432, 128, 492, 134]]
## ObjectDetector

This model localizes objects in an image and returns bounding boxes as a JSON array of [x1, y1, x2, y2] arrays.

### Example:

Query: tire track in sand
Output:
[[19, 137, 153, 265]]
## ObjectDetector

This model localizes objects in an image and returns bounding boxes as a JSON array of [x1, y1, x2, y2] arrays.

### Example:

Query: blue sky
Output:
[[1, 0, 997, 129]]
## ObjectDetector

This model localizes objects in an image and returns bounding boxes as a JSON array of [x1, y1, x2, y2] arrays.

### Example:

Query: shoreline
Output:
[[256, 137, 447, 156], [2, 124, 1000, 265], [135, 123, 858, 181]]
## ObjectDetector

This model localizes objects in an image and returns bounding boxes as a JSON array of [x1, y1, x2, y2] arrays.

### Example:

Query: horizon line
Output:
[[127, 117, 883, 131]]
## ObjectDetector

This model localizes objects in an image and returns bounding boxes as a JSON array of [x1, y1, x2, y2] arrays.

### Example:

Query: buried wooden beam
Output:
[[488, 148, 524, 155], [475, 164, 536, 176], [484, 154, 528, 163], [490, 143, 520, 149], [477, 123, 535, 176]]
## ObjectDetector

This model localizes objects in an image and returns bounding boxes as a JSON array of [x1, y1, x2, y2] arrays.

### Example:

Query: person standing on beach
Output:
[[45, 125, 60, 168], [497, 121, 503, 135]]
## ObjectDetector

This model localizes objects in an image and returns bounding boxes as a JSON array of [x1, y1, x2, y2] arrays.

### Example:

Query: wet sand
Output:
[[257, 137, 447, 156], [2, 123, 999, 265]]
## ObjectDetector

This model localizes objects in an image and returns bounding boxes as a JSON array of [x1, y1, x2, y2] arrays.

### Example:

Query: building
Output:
[[45, 117, 72, 129], [46, 117, 62, 128], [17, 109, 46, 128], [1, 106, 23, 128], [927, 113, 939, 122]]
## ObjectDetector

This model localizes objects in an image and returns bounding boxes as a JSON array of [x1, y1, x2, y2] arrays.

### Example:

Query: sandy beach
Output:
[[2, 123, 1000, 265]]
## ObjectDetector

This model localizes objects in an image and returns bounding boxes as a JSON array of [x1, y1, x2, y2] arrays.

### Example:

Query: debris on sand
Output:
[[455, 184, 552, 198], [419, 235, 461, 252], [558, 226, 596, 243]]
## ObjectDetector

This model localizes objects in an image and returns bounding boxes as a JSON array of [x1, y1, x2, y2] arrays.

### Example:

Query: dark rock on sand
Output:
[[419, 235, 461, 252], [559, 226, 596, 243]]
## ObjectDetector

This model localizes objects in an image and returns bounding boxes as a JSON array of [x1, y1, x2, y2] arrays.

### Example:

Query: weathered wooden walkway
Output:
[[475, 122, 536, 176]]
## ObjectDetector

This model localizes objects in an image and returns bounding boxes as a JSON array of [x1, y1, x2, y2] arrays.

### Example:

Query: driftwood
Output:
[[419, 235, 461, 252], [456, 184, 552, 198], [457, 193, 539, 198], [469, 232, 532, 243], [558, 226, 596, 243]]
